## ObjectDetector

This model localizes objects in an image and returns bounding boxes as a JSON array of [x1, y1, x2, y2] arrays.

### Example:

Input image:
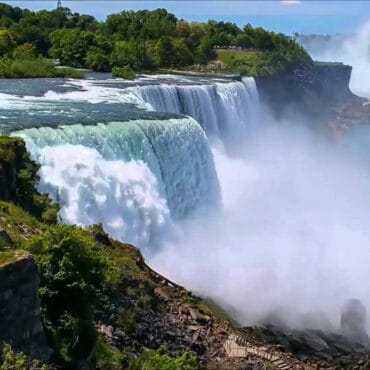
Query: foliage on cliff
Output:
[[24, 225, 115, 364], [0, 3, 311, 76], [0, 136, 59, 223]]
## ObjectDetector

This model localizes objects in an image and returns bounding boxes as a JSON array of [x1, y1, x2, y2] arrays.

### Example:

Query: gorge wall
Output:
[[255, 63, 363, 121], [0, 254, 51, 360]]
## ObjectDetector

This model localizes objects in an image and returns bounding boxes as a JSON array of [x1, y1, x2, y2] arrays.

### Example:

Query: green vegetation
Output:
[[216, 33, 312, 76], [0, 344, 49, 370], [128, 346, 199, 370], [0, 3, 312, 77], [112, 65, 136, 80], [93, 337, 127, 370], [24, 225, 115, 364], [0, 42, 83, 78], [0, 136, 59, 224], [0, 250, 28, 266], [216, 50, 274, 76]]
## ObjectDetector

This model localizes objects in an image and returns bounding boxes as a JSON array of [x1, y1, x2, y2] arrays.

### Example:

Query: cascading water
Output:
[[124, 76, 260, 149], [15, 116, 220, 246], [7, 75, 260, 249]]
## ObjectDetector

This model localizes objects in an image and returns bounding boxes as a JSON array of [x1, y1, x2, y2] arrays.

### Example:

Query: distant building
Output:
[[57, 0, 62, 9]]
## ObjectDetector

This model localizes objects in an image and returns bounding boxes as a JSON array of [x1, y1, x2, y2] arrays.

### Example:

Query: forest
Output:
[[0, 3, 312, 78]]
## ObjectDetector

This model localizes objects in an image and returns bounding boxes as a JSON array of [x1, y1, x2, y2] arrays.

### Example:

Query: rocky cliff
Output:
[[255, 62, 364, 122], [0, 254, 51, 361]]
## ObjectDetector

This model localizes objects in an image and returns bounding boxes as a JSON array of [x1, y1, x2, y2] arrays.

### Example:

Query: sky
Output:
[[3, 1, 370, 35]]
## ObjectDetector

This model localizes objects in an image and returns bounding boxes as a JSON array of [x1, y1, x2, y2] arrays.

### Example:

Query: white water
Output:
[[16, 117, 220, 246], [13, 76, 259, 150], [128, 77, 260, 149], [13, 77, 260, 247], [36, 145, 169, 246]]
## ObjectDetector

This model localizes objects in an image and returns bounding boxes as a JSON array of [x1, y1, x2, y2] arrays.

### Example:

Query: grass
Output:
[[215, 50, 275, 76], [216, 50, 265, 66], [0, 201, 42, 244], [0, 249, 28, 266]]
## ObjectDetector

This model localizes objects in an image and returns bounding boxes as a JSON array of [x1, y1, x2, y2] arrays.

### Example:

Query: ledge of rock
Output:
[[0, 254, 52, 361]]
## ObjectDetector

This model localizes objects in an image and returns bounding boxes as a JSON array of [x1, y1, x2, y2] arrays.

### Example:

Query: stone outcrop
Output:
[[0, 254, 52, 361], [255, 63, 365, 122], [257, 324, 370, 369]]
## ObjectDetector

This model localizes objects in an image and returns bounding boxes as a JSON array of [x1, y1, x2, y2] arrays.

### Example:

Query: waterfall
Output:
[[15, 117, 220, 246], [124, 77, 260, 148], [9, 76, 260, 246]]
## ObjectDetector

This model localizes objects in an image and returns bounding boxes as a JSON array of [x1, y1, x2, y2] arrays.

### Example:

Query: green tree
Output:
[[154, 36, 173, 67], [172, 38, 193, 67], [112, 40, 137, 68], [0, 29, 16, 57], [49, 29, 95, 67], [25, 225, 110, 364], [12, 42, 37, 59]]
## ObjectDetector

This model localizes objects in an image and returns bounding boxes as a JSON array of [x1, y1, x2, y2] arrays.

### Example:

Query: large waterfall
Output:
[[125, 77, 260, 148], [16, 117, 220, 246], [11, 75, 259, 246]]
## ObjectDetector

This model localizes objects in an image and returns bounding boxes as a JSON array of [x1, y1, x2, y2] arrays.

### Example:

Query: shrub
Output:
[[0, 57, 84, 79], [9, 58, 55, 78], [116, 307, 138, 335], [112, 65, 136, 80], [24, 225, 111, 365], [93, 337, 126, 370], [128, 346, 199, 370], [53, 67, 84, 79], [0, 343, 49, 370], [0, 344, 27, 370]]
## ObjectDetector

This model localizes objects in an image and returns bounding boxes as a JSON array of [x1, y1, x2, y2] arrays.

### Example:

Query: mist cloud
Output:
[[149, 117, 370, 331]]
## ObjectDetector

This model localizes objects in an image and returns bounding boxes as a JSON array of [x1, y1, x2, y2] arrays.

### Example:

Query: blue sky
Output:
[[3, 1, 370, 35]]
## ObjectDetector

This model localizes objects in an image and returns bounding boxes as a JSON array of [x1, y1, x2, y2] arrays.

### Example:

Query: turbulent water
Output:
[[130, 77, 259, 148], [17, 117, 220, 246], [4, 72, 370, 330], [4, 75, 258, 246]]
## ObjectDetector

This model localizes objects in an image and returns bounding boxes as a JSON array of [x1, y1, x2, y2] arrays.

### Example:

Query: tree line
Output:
[[0, 3, 312, 76]]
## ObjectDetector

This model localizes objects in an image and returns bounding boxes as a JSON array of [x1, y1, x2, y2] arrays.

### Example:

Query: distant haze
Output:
[[298, 22, 370, 98]]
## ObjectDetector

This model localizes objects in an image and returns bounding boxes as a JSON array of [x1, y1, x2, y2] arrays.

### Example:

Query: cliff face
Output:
[[255, 63, 363, 121], [0, 254, 52, 361]]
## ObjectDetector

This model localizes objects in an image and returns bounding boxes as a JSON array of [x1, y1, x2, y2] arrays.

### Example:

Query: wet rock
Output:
[[341, 299, 369, 344]]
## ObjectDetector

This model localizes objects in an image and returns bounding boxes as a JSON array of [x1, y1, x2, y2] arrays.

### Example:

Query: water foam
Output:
[[15, 117, 220, 245]]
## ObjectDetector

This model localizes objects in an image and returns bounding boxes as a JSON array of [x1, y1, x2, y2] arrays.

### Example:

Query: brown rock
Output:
[[155, 286, 171, 302]]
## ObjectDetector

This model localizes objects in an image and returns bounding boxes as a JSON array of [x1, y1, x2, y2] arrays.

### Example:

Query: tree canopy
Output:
[[0, 3, 312, 76]]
